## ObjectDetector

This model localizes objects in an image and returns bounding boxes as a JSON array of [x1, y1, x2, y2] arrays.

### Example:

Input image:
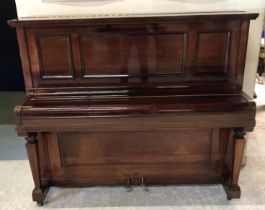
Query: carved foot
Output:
[[32, 186, 50, 206], [223, 183, 241, 200]]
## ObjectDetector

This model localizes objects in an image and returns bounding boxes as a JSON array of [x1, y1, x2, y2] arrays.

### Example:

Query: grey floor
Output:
[[0, 84, 265, 210], [0, 91, 27, 160]]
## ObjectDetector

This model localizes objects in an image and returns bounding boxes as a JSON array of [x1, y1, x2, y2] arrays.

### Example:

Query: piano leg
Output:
[[224, 129, 246, 200], [25, 133, 50, 206]]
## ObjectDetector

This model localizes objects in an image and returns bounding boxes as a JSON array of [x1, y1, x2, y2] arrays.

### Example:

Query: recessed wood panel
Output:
[[58, 129, 212, 166], [80, 33, 186, 78], [24, 20, 244, 89], [37, 35, 74, 79], [195, 32, 230, 75]]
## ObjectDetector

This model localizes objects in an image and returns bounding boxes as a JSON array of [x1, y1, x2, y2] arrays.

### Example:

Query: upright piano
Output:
[[8, 12, 258, 205]]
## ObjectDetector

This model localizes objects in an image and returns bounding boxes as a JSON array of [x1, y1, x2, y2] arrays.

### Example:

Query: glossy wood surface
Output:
[[9, 13, 258, 204], [58, 130, 213, 166], [8, 13, 258, 94]]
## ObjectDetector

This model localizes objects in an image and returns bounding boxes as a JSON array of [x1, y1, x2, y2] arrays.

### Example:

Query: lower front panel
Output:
[[44, 129, 225, 186]]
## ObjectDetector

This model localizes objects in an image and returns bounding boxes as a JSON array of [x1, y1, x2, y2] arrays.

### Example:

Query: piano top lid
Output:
[[8, 11, 259, 27]]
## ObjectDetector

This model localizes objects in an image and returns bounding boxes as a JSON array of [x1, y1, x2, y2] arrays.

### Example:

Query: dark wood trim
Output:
[[16, 28, 33, 91], [236, 20, 250, 90]]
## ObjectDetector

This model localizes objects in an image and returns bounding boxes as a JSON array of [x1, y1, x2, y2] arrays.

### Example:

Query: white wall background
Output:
[[14, 0, 265, 18], [243, 12, 264, 98], [14, 0, 265, 97]]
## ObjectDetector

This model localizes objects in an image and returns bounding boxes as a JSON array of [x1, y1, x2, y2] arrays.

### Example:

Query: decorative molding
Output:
[[194, 31, 231, 76], [36, 35, 74, 79]]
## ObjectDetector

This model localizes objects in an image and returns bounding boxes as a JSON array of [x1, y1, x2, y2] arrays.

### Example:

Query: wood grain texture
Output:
[[80, 33, 186, 78], [195, 32, 230, 75], [58, 130, 212, 166], [37, 35, 74, 79]]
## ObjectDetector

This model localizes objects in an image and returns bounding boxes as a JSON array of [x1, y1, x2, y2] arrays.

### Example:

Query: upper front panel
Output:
[[23, 18, 246, 93], [80, 33, 186, 78]]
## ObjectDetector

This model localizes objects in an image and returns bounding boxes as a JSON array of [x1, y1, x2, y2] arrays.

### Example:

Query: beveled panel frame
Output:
[[194, 31, 231, 76], [79, 32, 188, 79], [57, 129, 213, 167], [36, 35, 74, 79], [47, 129, 221, 179]]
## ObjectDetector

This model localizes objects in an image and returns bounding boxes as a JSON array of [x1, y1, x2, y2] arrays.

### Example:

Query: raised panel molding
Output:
[[194, 31, 231, 76], [79, 33, 187, 80], [37, 35, 74, 79], [57, 129, 212, 167]]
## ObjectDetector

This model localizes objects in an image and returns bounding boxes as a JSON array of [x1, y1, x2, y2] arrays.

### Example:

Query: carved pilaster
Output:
[[224, 128, 246, 200], [25, 133, 49, 206]]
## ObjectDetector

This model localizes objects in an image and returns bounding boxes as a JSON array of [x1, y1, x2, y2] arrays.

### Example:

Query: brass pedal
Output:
[[126, 177, 133, 192], [140, 177, 149, 192]]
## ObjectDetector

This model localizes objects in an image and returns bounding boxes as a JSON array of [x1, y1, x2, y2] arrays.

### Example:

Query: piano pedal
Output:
[[140, 177, 149, 192], [126, 177, 133, 192]]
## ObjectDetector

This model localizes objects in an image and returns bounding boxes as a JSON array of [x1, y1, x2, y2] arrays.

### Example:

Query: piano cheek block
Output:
[[8, 12, 258, 205]]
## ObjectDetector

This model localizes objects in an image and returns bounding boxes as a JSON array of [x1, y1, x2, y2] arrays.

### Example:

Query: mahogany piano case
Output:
[[8, 12, 258, 205]]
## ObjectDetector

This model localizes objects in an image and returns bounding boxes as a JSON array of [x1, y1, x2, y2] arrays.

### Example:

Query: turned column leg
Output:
[[25, 133, 49, 206], [224, 129, 246, 200]]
